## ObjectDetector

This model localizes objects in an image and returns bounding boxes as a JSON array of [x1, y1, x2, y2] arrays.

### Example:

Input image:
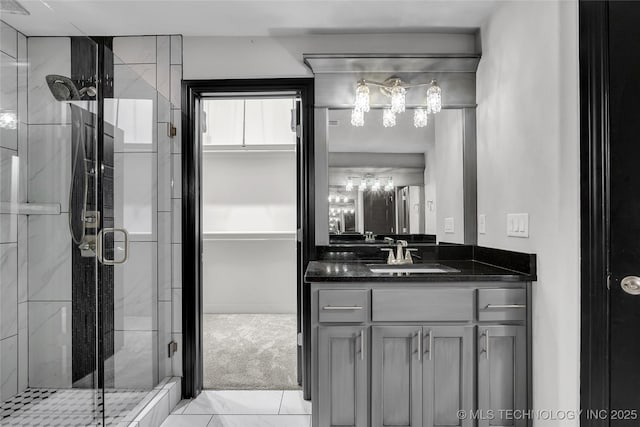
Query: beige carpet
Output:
[[203, 314, 299, 390]]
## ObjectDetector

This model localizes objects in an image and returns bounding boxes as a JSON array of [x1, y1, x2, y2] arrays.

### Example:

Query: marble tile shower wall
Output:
[[0, 20, 28, 402], [111, 35, 183, 387], [1, 30, 183, 402]]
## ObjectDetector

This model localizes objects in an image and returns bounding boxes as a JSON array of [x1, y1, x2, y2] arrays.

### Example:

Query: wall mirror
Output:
[[305, 54, 479, 246]]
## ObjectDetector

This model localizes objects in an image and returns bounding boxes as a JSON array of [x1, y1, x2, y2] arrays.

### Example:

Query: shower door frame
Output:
[[181, 78, 316, 399]]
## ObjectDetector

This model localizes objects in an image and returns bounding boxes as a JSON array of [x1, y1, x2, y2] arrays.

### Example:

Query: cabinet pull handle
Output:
[[483, 330, 490, 359], [427, 330, 432, 360], [322, 306, 363, 310], [417, 329, 422, 361], [360, 329, 365, 361], [484, 304, 526, 309]]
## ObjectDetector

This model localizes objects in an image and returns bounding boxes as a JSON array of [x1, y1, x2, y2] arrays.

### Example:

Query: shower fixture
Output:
[[45, 75, 95, 247], [45, 75, 96, 101]]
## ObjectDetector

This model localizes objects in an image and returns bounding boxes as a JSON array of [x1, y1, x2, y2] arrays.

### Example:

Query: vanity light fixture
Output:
[[413, 108, 428, 128], [354, 81, 370, 112], [372, 178, 381, 191], [350, 108, 364, 127], [425, 79, 442, 114], [383, 108, 396, 128], [351, 78, 443, 127], [358, 180, 367, 191]]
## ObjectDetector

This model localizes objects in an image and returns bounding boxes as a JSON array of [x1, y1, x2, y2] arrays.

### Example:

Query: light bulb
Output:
[[342, 196, 348, 203], [426, 80, 442, 114], [350, 108, 364, 127], [350, 209, 355, 214], [390, 85, 406, 114], [359, 180, 367, 191], [413, 108, 428, 128], [383, 108, 396, 128], [345, 178, 354, 192], [372, 178, 381, 191], [354, 81, 370, 112]]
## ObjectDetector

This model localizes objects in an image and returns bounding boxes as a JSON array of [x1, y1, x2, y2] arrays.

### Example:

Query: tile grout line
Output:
[[278, 389, 284, 415]]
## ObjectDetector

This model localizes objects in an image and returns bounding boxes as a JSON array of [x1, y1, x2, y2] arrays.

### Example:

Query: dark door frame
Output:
[[579, 0, 610, 424], [180, 78, 315, 398]]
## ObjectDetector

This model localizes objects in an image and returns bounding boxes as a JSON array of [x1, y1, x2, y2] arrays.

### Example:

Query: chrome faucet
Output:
[[380, 240, 417, 265]]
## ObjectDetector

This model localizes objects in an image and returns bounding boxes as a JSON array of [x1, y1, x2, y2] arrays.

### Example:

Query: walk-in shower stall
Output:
[[1, 6, 183, 426]]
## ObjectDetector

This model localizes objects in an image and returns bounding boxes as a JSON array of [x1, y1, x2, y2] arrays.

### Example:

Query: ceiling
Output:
[[3, 0, 499, 37]]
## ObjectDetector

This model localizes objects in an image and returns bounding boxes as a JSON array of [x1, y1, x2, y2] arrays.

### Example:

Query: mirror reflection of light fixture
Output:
[[345, 178, 354, 192], [359, 180, 367, 191], [384, 178, 394, 192], [372, 178, 381, 191], [351, 78, 443, 126], [383, 108, 396, 128], [413, 108, 428, 128]]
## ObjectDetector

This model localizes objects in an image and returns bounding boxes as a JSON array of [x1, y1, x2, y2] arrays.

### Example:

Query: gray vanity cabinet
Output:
[[477, 326, 527, 427], [370, 325, 474, 427], [423, 326, 475, 427], [317, 326, 369, 427], [371, 326, 422, 427]]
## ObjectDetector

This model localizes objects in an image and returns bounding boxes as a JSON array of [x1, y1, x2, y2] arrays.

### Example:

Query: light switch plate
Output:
[[507, 213, 529, 238], [444, 217, 455, 234], [478, 214, 486, 234]]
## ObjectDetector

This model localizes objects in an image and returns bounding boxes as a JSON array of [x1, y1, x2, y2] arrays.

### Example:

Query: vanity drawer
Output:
[[477, 289, 527, 321], [371, 289, 474, 322], [318, 290, 369, 323]]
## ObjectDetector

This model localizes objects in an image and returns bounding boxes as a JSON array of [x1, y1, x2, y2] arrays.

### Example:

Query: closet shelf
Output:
[[203, 231, 296, 241], [202, 144, 296, 153]]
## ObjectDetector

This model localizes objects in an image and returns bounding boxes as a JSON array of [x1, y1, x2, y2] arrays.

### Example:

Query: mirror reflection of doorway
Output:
[[363, 191, 396, 234]]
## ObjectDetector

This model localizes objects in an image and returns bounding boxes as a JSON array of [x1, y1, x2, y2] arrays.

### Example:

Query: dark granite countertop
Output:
[[305, 260, 535, 283]]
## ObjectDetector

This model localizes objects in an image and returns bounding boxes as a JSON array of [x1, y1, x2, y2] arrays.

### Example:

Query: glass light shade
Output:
[[413, 108, 428, 128], [383, 108, 396, 128], [359, 180, 367, 191], [390, 86, 406, 113], [426, 80, 442, 114], [351, 108, 364, 127], [355, 82, 370, 112], [384, 178, 394, 192], [345, 178, 354, 192], [372, 178, 381, 191]]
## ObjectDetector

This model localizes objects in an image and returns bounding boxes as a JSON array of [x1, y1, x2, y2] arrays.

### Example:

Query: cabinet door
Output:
[[422, 326, 475, 427], [372, 326, 422, 427], [477, 326, 527, 427], [318, 326, 368, 427]]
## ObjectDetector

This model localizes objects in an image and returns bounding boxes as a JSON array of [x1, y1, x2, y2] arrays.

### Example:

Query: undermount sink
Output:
[[366, 263, 460, 274]]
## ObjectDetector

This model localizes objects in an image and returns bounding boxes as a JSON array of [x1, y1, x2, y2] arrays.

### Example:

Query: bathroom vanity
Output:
[[305, 246, 535, 427]]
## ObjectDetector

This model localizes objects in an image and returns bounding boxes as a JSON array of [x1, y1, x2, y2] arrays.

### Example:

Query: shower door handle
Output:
[[96, 227, 130, 265]]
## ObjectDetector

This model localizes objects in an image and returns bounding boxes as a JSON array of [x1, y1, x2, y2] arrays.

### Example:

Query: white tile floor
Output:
[[160, 390, 311, 427]]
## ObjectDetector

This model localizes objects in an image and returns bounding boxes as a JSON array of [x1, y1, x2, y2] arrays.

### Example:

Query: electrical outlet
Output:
[[478, 214, 486, 234], [444, 217, 455, 233], [507, 213, 529, 238]]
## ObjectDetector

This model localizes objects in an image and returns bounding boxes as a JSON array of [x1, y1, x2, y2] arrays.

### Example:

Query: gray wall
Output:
[[475, 1, 580, 424]]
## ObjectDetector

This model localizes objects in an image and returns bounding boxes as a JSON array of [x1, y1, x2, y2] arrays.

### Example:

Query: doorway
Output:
[[181, 79, 315, 399], [200, 95, 299, 390]]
